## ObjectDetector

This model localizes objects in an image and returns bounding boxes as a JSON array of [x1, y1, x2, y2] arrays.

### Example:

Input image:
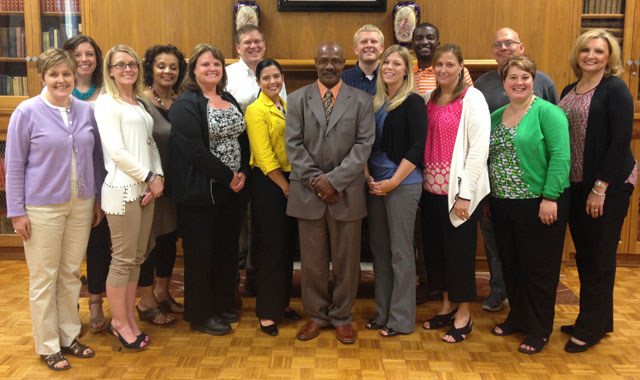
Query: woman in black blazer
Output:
[[364, 45, 427, 337], [558, 29, 635, 353], [168, 44, 250, 336]]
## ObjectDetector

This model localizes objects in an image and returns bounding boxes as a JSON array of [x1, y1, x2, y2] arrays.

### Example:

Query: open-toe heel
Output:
[[107, 323, 146, 353], [422, 307, 458, 330], [443, 318, 472, 343]]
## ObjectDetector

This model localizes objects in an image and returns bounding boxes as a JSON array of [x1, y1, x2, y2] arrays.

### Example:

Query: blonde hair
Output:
[[182, 43, 228, 94], [353, 24, 384, 47], [36, 48, 77, 80], [373, 45, 415, 113], [102, 44, 147, 104], [569, 29, 623, 78]]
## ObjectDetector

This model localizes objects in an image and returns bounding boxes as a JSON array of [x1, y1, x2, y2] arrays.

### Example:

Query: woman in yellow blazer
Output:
[[246, 59, 300, 337]]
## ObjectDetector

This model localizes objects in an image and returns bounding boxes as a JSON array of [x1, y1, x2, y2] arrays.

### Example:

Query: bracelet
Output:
[[591, 188, 606, 196], [594, 180, 606, 189], [144, 171, 153, 184]]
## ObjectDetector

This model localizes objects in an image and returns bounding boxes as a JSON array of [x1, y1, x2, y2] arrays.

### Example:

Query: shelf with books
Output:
[[581, 13, 625, 17], [0, 15, 26, 58], [40, 14, 81, 50]]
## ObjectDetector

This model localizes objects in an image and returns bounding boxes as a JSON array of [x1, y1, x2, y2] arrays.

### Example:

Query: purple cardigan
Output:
[[6, 95, 104, 218]]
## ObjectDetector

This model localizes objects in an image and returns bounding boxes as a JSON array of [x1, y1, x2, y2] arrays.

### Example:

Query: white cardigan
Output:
[[424, 87, 491, 227], [94, 93, 163, 214]]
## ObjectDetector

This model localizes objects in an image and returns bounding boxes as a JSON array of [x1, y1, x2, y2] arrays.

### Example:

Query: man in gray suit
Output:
[[285, 42, 375, 345]]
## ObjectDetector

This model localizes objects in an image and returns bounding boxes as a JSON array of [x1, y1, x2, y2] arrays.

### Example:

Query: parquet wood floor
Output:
[[0, 260, 638, 379]]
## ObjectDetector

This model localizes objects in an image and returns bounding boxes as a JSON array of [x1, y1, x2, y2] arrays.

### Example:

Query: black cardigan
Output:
[[560, 76, 634, 190], [167, 88, 250, 205], [375, 92, 427, 168]]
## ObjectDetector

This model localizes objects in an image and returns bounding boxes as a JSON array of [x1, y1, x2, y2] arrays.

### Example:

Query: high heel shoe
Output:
[[107, 323, 147, 353]]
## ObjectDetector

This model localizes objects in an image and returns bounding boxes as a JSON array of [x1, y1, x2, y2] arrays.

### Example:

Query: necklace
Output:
[[150, 86, 174, 111], [131, 100, 153, 145], [72, 82, 96, 100]]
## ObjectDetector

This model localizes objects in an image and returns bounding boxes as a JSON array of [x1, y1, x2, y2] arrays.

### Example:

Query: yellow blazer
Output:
[[246, 91, 290, 175]]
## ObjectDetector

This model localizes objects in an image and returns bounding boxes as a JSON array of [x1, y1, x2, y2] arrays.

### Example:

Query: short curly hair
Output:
[[142, 45, 187, 92]]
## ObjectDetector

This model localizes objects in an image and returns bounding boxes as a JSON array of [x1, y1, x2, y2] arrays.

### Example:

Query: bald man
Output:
[[285, 42, 374, 344], [475, 27, 558, 312]]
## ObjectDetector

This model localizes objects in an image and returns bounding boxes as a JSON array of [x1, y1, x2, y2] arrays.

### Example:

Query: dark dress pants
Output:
[[568, 182, 632, 344], [138, 231, 178, 287], [178, 185, 249, 324], [86, 217, 111, 294]]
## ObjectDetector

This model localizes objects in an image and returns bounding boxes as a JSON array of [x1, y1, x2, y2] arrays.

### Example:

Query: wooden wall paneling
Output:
[[24, 0, 42, 96]]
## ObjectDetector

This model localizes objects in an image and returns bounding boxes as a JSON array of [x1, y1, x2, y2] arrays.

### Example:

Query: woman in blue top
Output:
[[488, 55, 570, 354], [364, 45, 426, 337]]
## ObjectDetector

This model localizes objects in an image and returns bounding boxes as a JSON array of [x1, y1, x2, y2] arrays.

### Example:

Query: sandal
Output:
[[88, 299, 107, 333], [365, 318, 384, 330], [518, 335, 548, 354], [40, 351, 70, 371], [157, 296, 184, 314], [106, 322, 147, 353], [422, 307, 458, 330], [136, 305, 175, 326], [61, 339, 95, 358], [491, 323, 520, 337], [380, 326, 408, 337], [442, 318, 472, 343]]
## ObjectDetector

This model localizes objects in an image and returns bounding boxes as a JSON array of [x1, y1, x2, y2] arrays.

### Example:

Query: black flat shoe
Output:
[[215, 310, 239, 324], [442, 318, 472, 343], [191, 318, 231, 336], [380, 326, 409, 337], [560, 324, 574, 335], [565, 338, 591, 353], [422, 308, 458, 330], [366, 318, 384, 330], [491, 323, 520, 337], [259, 320, 278, 336], [283, 309, 301, 321], [518, 335, 548, 354]]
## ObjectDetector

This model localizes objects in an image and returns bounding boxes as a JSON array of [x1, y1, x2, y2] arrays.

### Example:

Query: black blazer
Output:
[[375, 92, 427, 168], [561, 76, 634, 190], [168, 88, 250, 205]]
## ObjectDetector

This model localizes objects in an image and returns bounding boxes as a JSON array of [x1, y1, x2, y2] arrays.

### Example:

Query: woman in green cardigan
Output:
[[487, 55, 570, 355]]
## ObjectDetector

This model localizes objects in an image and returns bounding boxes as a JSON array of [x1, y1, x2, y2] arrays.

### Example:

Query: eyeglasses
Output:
[[110, 62, 138, 70], [492, 40, 521, 49], [241, 39, 264, 47]]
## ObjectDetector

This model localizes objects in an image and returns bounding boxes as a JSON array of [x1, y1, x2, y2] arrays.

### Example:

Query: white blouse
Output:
[[94, 93, 163, 214]]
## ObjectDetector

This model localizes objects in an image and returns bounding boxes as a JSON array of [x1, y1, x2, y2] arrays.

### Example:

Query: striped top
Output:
[[341, 62, 378, 95], [413, 62, 473, 96]]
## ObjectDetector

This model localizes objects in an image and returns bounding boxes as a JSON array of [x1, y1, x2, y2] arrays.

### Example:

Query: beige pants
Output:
[[106, 199, 154, 287], [23, 182, 94, 355]]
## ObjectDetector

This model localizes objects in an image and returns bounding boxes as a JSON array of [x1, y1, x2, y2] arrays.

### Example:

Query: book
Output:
[[8, 27, 16, 57], [21, 76, 27, 96], [15, 27, 21, 57], [42, 31, 50, 50], [12, 76, 21, 96]]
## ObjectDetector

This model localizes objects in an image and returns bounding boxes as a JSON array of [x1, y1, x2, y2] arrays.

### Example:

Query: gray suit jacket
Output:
[[285, 82, 375, 222]]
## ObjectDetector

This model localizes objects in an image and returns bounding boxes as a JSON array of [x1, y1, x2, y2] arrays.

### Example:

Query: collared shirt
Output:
[[413, 62, 474, 96], [226, 58, 288, 113], [318, 79, 343, 107], [341, 62, 378, 95]]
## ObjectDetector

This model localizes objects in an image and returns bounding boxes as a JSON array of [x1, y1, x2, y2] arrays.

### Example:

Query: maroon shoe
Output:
[[335, 324, 356, 344], [296, 320, 323, 341]]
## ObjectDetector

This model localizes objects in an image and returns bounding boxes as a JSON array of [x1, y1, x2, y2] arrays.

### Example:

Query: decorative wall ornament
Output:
[[234, 1, 261, 31], [392, 2, 420, 47]]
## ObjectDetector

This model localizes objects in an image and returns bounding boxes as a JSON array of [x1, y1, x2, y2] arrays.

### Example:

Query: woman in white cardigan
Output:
[[94, 45, 163, 352], [420, 44, 490, 343]]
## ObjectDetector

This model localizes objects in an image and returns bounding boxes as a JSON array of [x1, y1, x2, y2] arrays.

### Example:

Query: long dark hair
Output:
[[62, 34, 103, 86], [430, 44, 468, 104], [143, 44, 187, 92]]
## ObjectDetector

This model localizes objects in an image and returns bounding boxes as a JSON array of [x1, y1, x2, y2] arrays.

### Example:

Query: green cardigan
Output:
[[490, 98, 570, 200]]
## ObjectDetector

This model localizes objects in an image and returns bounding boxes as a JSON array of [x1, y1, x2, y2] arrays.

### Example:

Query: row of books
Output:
[[41, 26, 80, 50], [0, 1, 24, 12], [40, 0, 80, 13], [0, 75, 28, 96], [583, 0, 625, 14], [0, 27, 26, 57]]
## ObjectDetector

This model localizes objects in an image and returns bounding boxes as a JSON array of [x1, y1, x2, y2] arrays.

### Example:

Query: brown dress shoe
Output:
[[335, 324, 356, 344], [296, 320, 323, 341]]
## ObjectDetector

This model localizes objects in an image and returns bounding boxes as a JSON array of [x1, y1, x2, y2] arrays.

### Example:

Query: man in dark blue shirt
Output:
[[341, 24, 384, 95]]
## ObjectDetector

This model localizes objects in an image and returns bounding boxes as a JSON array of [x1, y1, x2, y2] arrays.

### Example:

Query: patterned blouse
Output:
[[489, 123, 539, 199], [207, 104, 246, 172], [423, 88, 468, 195]]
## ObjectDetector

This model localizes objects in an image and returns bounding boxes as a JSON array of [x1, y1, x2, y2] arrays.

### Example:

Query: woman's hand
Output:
[[141, 189, 154, 206], [230, 172, 246, 193], [585, 180, 607, 219], [453, 198, 471, 220], [281, 182, 290, 198], [12, 215, 30, 241], [92, 202, 104, 227], [148, 175, 164, 198], [538, 199, 558, 225], [369, 179, 398, 196]]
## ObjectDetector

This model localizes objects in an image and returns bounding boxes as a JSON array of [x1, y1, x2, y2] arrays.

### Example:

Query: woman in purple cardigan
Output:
[[5, 48, 104, 371]]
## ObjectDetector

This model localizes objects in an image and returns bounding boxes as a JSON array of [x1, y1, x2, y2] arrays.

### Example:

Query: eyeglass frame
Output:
[[110, 62, 139, 70], [492, 40, 521, 49]]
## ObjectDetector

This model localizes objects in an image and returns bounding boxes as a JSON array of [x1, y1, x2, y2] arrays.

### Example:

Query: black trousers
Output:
[[421, 191, 478, 303], [138, 230, 178, 287], [86, 217, 112, 295], [490, 192, 568, 338], [250, 168, 296, 320], [178, 185, 249, 324], [568, 182, 632, 344]]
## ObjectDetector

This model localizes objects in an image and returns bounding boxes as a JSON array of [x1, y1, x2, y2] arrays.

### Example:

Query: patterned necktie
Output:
[[323, 90, 333, 123]]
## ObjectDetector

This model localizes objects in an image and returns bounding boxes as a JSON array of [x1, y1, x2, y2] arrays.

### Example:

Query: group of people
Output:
[[5, 20, 634, 371]]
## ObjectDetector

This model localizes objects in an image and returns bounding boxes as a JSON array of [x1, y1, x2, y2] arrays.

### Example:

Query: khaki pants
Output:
[[23, 182, 94, 355], [106, 199, 154, 287]]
